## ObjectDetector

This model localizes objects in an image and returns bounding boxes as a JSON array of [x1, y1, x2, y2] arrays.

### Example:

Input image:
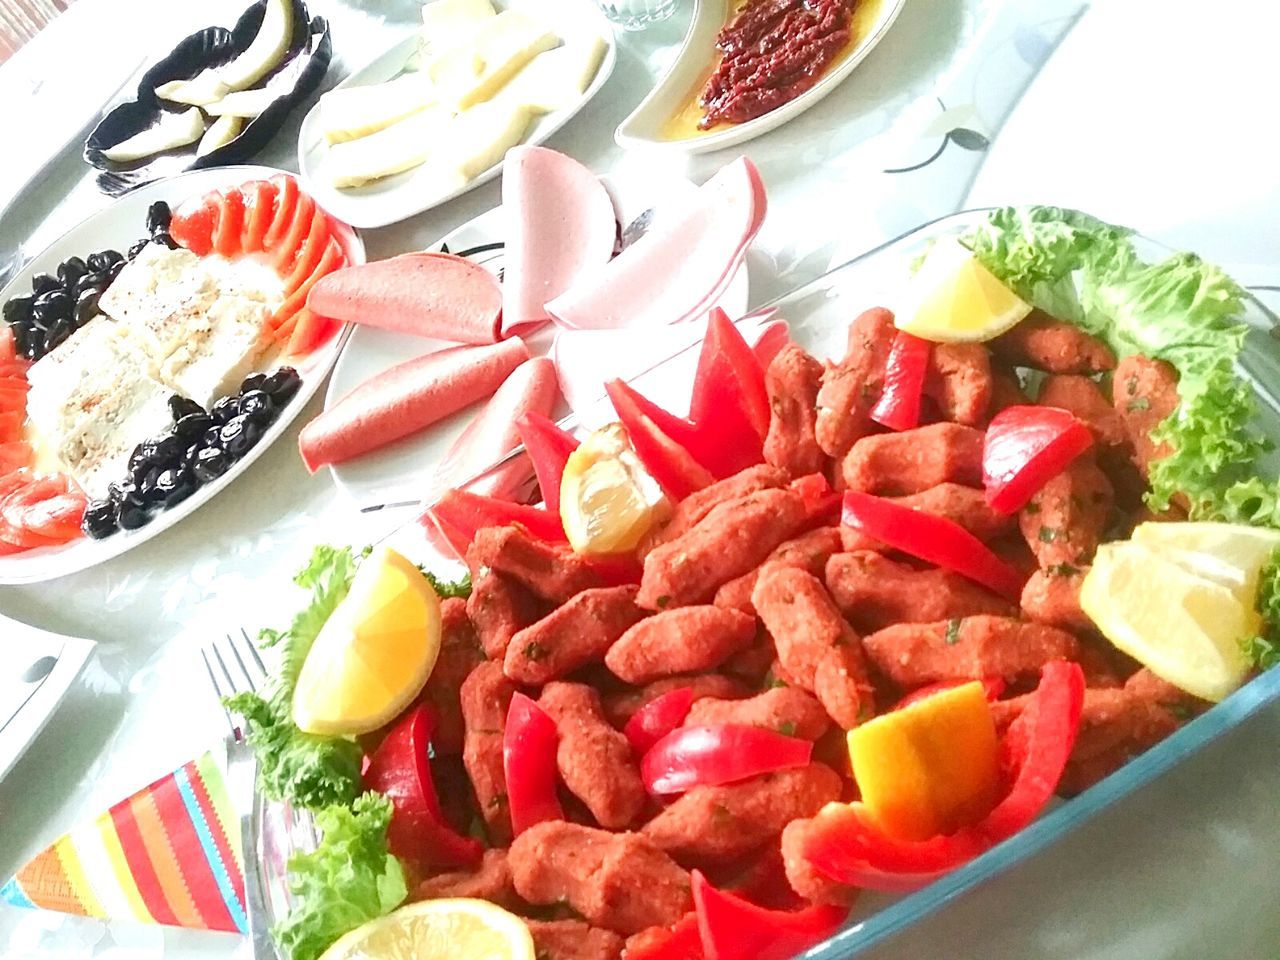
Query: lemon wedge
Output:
[[319, 898, 534, 960], [560, 423, 669, 555], [1131, 521, 1280, 600], [896, 238, 1033, 342], [1081, 542, 1257, 702], [293, 546, 442, 736]]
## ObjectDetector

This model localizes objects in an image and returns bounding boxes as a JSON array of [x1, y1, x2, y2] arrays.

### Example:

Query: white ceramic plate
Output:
[[296, 0, 617, 229], [0, 165, 363, 585], [324, 171, 750, 510], [615, 0, 906, 154]]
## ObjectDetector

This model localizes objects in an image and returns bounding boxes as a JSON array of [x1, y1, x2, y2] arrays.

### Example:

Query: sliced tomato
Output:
[[0, 327, 15, 364], [285, 308, 340, 356], [264, 174, 300, 251], [0, 413, 25, 443], [283, 207, 332, 295], [272, 238, 344, 334], [272, 193, 316, 273], [0, 442, 33, 474], [18, 491, 86, 541], [212, 188, 246, 258], [0, 480, 63, 548], [0, 385, 30, 410], [170, 191, 221, 256], [239, 180, 277, 254], [0, 362, 31, 379], [0, 376, 30, 391]]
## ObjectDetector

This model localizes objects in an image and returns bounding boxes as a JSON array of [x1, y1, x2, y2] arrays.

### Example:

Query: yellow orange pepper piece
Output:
[[847, 680, 1000, 842]]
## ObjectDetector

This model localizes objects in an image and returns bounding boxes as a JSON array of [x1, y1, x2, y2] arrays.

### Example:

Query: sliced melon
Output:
[[102, 108, 206, 162], [219, 0, 294, 92], [196, 114, 244, 157]]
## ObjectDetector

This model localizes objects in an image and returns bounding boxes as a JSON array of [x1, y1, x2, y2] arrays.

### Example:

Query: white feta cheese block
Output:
[[98, 246, 218, 359], [159, 296, 273, 408]]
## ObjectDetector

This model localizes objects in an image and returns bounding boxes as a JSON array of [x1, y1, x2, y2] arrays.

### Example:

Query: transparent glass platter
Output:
[[256, 209, 1280, 957]]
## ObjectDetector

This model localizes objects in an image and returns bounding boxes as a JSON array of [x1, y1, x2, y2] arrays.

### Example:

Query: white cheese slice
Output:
[[427, 10, 557, 110], [159, 296, 273, 408], [101, 108, 206, 162], [437, 98, 535, 179], [326, 105, 459, 188], [98, 246, 217, 359], [219, 0, 294, 92], [155, 69, 232, 107], [204, 87, 278, 118], [498, 36, 606, 114], [197, 114, 244, 156], [318, 73, 437, 144], [420, 0, 496, 58]]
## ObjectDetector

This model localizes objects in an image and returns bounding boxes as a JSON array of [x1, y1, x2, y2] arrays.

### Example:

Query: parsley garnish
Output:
[[944, 619, 963, 645]]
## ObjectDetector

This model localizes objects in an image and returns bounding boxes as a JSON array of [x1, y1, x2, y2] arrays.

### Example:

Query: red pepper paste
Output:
[[699, 0, 858, 129]]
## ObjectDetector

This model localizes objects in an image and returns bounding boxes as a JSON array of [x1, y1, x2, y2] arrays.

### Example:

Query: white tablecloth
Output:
[[2, 0, 1277, 956]]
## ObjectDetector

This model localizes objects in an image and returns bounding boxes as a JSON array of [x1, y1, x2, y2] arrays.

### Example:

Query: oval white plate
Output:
[[324, 170, 750, 510], [615, 0, 906, 155], [0, 165, 362, 585], [296, 0, 617, 230]]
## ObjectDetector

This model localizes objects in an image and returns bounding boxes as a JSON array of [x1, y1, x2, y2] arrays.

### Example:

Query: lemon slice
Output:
[[1081, 542, 1257, 702], [560, 423, 669, 554], [896, 238, 1033, 342], [1132, 521, 1280, 600], [319, 898, 535, 960], [293, 546, 442, 735]]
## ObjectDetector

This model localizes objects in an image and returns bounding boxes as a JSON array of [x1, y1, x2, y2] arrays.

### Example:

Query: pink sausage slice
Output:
[[299, 338, 529, 472], [307, 252, 503, 344], [433, 356, 559, 499], [502, 146, 616, 336], [546, 156, 766, 330]]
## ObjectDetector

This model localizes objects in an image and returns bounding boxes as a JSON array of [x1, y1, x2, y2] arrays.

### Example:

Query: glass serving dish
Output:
[[255, 209, 1280, 957]]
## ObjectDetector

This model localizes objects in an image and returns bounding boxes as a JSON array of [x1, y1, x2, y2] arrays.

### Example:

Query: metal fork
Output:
[[202, 629, 318, 960]]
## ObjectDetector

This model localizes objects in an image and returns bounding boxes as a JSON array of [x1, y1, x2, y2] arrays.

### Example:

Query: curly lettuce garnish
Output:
[[1243, 549, 1280, 670], [964, 206, 1275, 524], [273, 793, 407, 960]]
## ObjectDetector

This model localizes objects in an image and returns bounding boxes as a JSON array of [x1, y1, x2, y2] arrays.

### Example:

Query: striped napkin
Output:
[[1, 749, 248, 934]]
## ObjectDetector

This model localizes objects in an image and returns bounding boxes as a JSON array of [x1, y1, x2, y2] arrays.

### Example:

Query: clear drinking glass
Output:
[[594, 0, 677, 31]]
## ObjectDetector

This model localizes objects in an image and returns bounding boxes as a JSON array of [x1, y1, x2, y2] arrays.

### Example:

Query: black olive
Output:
[[57, 257, 88, 289], [74, 289, 101, 327], [41, 325, 70, 354], [30, 273, 60, 296], [32, 290, 71, 327], [146, 201, 172, 235], [117, 500, 153, 530], [107, 480, 133, 505], [106, 258, 126, 280], [174, 412, 214, 440], [168, 394, 205, 421], [262, 366, 301, 403], [72, 271, 104, 298], [240, 373, 268, 393], [152, 434, 185, 466], [128, 440, 159, 477], [183, 442, 201, 467], [127, 239, 149, 261], [12, 322, 39, 358], [152, 231, 178, 250], [3, 296, 34, 325], [82, 499, 119, 539], [135, 468, 165, 505], [238, 389, 273, 422], [200, 425, 223, 449], [219, 414, 261, 458], [86, 252, 113, 273], [192, 445, 231, 482], [154, 465, 196, 506], [19, 330, 40, 360], [210, 395, 239, 423]]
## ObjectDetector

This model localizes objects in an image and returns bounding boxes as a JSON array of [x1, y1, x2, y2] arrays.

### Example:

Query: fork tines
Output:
[[201, 628, 269, 740]]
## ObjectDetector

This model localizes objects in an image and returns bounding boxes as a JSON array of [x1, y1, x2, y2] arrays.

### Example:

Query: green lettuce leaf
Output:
[[421, 568, 472, 600], [964, 206, 1276, 524], [1243, 548, 1280, 670], [224, 545, 362, 811], [273, 793, 407, 960]]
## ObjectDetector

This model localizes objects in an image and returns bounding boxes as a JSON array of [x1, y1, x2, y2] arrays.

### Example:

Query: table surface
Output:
[[2, 0, 1279, 957]]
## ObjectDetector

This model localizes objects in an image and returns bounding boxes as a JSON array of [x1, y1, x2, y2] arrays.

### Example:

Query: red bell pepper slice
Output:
[[691, 308, 770, 441], [691, 870, 847, 960], [977, 659, 1085, 841], [624, 913, 705, 960], [514, 411, 579, 520], [789, 472, 840, 526], [607, 379, 714, 501], [869, 331, 931, 431], [800, 661, 1085, 892], [894, 676, 1006, 711], [623, 686, 694, 756], [982, 405, 1094, 514], [363, 704, 483, 868], [841, 491, 1024, 601], [428, 488, 568, 549], [641, 724, 813, 796], [503, 692, 564, 836]]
